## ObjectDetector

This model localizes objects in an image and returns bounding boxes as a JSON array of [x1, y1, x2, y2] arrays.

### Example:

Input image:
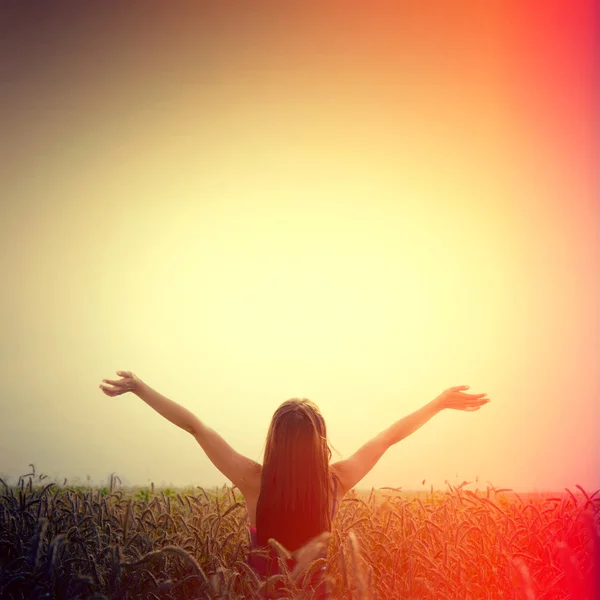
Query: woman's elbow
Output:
[[187, 416, 205, 436]]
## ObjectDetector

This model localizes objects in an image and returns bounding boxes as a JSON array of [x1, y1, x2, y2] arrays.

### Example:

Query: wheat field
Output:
[[0, 467, 598, 599]]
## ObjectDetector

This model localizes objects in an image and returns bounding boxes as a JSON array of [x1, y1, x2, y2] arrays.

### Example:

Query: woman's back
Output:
[[247, 472, 340, 576]]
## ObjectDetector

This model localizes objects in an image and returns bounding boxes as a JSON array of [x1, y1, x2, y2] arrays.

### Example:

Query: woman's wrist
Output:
[[431, 395, 446, 412], [132, 377, 145, 396]]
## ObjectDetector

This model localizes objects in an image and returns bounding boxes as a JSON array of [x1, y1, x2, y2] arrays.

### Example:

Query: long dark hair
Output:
[[256, 398, 334, 552]]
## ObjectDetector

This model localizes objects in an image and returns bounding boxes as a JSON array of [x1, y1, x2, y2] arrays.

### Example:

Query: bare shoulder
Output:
[[241, 461, 262, 496], [330, 459, 350, 495], [239, 464, 262, 528], [330, 464, 344, 496], [330, 462, 341, 481]]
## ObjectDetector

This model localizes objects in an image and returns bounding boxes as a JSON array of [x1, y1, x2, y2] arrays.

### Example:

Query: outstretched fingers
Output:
[[448, 386, 489, 399], [460, 392, 487, 399], [99, 384, 119, 396], [443, 386, 491, 411], [465, 397, 491, 410]]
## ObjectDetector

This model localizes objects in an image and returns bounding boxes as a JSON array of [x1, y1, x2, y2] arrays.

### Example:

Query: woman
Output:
[[99, 372, 490, 589]]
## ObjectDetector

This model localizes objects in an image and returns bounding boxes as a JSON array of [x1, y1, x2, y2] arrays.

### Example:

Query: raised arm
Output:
[[100, 371, 261, 495], [331, 386, 490, 495]]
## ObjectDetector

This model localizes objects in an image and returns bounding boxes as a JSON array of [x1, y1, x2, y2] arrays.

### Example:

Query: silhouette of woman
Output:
[[100, 371, 489, 595]]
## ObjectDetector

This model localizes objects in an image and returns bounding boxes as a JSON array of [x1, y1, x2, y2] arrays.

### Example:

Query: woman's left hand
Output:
[[99, 371, 141, 396]]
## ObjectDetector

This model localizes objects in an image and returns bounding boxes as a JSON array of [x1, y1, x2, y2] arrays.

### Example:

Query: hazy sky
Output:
[[1, 2, 598, 493]]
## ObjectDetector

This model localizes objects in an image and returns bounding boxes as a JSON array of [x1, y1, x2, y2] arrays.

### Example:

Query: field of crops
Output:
[[0, 468, 598, 599]]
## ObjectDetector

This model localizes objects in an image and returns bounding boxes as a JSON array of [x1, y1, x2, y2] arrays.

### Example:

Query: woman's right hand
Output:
[[436, 385, 490, 411], [99, 371, 141, 397]]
